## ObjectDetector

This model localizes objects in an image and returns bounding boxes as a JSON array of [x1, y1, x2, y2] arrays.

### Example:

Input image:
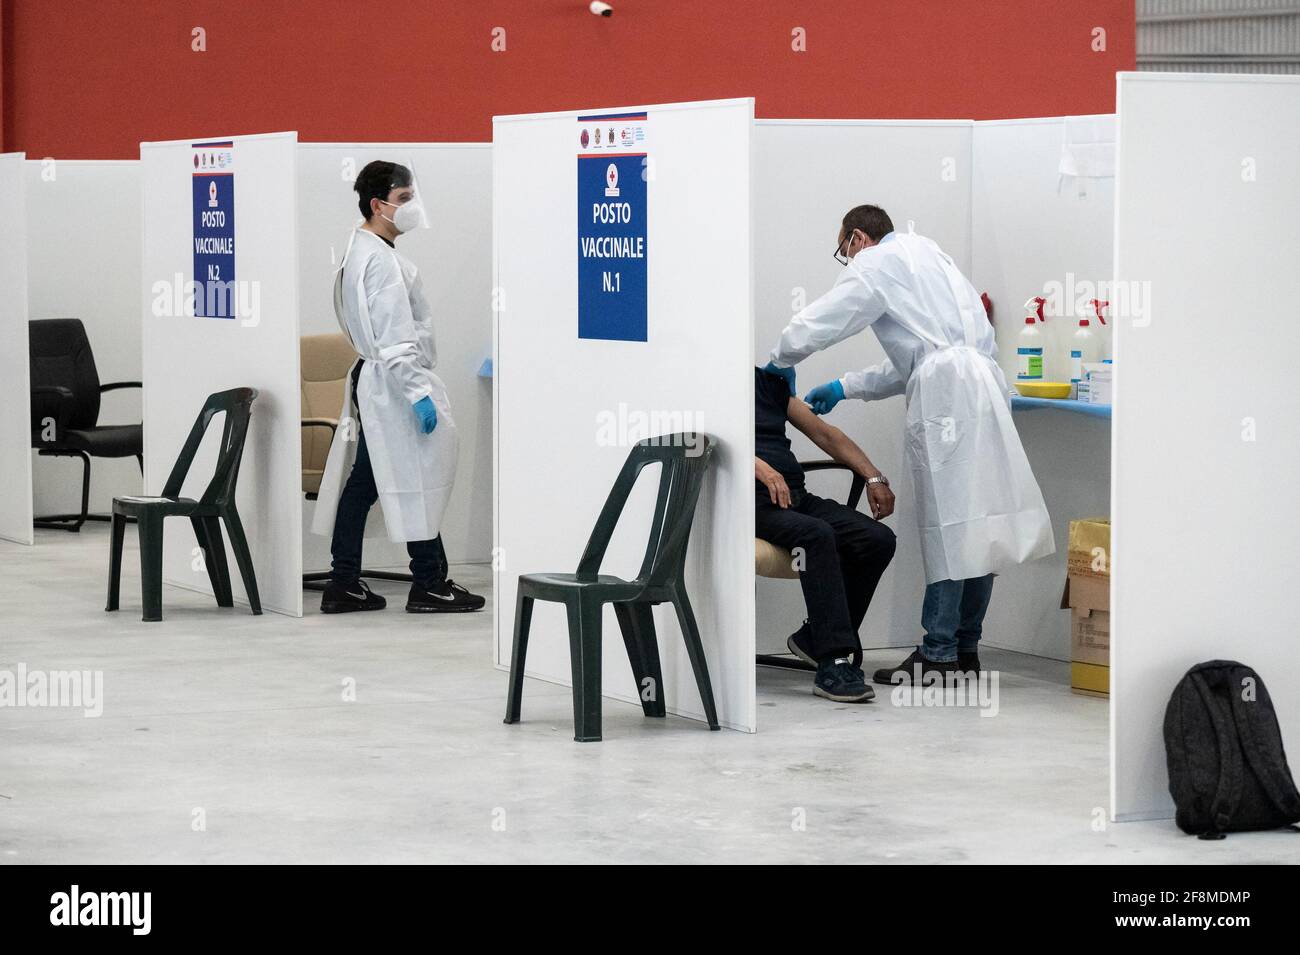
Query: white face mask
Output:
[[379, 198, 424, 234]]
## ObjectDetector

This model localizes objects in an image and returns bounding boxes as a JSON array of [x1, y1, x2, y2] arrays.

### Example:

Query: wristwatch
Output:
[[866, 475, 889, 487]]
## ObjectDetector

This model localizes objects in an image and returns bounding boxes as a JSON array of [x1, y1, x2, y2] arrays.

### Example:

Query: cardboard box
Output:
[[1071, 605, 1110, 665], [1071, 662, 1109, 698], [1062, 575, 1110, 657], [1067, 601, 1110, 695], [1067, 517, 1110, 579], [1062, 518, 1111, 696]]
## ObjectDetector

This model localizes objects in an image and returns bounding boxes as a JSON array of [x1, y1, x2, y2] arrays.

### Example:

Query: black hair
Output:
[[354, 160, 413, 220], [841, 204, 894, 243]]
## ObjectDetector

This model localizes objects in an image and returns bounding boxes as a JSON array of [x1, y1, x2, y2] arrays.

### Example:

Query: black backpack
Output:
[[1164, 660, 1300, 838]]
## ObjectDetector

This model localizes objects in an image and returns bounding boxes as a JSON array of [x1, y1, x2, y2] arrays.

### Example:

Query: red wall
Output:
[[1, 0, 1134, 158], [0, 2, 9, 149]]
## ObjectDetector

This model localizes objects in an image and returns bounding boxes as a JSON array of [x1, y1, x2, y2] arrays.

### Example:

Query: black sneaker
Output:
[[813, 659, 875, 703], [957, 651, 981, 674], [788, 622, 866, 673], [872, 648, 959, 686], [406, 578, 486, 613], [321, 578, 386, 614], [786, 620, 817, 667]]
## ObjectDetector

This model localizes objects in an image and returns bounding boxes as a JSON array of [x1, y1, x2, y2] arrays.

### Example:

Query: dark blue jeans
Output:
[[921, 574, 995, 662], [329, 429, 447, 588]]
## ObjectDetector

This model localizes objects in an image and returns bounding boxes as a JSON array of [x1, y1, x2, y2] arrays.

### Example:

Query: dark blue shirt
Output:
[[755, 367, 804, 496]]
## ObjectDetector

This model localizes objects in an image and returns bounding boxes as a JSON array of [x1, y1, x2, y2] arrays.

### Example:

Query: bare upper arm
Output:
[[786, 394, 834, 444]]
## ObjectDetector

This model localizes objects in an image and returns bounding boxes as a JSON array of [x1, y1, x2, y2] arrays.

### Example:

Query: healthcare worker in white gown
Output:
[[311, 160, 484, 615], [766, 204, 1053, 685]]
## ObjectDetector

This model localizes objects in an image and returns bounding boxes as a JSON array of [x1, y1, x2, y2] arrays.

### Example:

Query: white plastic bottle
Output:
[[1017, 296, 1046, 382], [1070, 299, 1107, 396]]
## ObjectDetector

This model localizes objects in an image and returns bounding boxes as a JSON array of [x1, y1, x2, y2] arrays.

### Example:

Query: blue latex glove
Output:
[[804, 379, 845, 416], [762, 361, 796, 396], [413, 395, 437, 434]]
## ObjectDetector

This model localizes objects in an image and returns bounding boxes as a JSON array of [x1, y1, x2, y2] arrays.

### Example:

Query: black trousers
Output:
[[756, 488, 897, 663], [328, 429, 447, 588]]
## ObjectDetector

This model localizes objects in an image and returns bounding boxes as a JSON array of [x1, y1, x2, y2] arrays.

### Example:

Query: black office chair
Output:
[[29, 318, 142, 531], [504, 433, 719, 742], [106, 388, 261, 623]]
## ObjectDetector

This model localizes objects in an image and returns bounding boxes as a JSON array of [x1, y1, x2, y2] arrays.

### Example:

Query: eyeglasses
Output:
[[832, 230, 859, 266]]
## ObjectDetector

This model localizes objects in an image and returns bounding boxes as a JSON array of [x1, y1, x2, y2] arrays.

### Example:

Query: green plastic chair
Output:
[[504, 433, 720, 742], [106, 387, 261, 622]]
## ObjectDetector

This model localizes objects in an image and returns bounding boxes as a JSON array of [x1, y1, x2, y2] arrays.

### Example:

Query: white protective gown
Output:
[[771, 231, 1054, 584], [311, 228, 458, 544]]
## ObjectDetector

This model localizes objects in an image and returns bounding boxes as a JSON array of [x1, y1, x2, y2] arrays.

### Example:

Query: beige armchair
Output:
[[300, 333, 356, 498], [299, 332, 414, 592]]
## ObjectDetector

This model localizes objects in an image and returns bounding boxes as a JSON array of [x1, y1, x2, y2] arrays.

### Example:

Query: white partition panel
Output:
[[26, 161, 143, 516], [140, 131, 302, 617], [972, 118, 1115, 660], [1112, 74, 1300, 820], [752, 120, 973, 653], [494, 99, 756, 732], [0, 154, 33, 545], [297, 143, 491, 567]]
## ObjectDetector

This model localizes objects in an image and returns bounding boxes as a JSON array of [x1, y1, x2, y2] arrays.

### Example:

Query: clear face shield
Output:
[[377, 156, 430, 233], [339, 157, 431, 277], [346, 157, 431, 236]]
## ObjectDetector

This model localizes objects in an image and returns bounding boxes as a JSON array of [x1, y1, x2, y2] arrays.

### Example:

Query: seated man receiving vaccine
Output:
[[754, 367, 897, 703]]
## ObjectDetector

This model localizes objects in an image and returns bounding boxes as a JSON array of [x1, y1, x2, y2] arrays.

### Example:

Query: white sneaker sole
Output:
[[786, 632, 819, 667]]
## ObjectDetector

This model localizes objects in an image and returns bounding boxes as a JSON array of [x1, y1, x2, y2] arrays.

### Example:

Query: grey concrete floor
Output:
[[0, 526, 1292, 864]]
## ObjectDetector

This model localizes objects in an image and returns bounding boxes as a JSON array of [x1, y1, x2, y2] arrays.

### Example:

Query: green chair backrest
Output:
[[161, 388, 259, 506], [576, 433, 716, 590]]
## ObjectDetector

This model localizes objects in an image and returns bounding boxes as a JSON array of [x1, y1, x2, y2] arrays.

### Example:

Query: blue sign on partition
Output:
[[577, 112, 648, 342], [192, 141, 236, 319]]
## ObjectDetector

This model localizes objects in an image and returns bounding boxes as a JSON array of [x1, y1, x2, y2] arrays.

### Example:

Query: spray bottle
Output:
[[1017, 296, 1046, 382], [1070, 299, 1107, 395]]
